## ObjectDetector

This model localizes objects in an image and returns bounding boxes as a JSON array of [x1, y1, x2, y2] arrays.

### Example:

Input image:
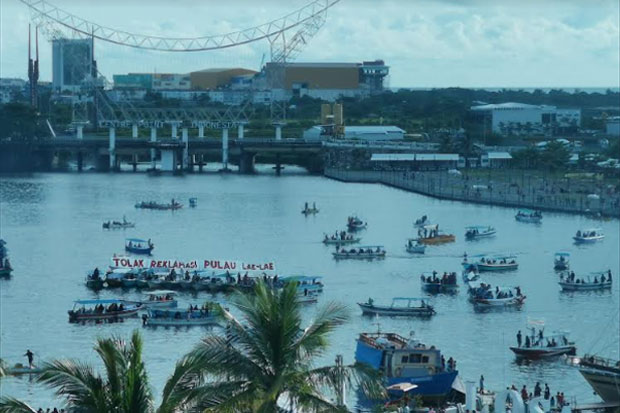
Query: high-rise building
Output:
[[52, 38, 94, 92]]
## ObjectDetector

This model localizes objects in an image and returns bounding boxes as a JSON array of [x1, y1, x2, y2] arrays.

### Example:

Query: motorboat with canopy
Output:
[[468, 282, 526, 307], [509, 320, 576, 359], [559, 270, 613, 291], [332, 245, 386, 260], [462, 253, 518, 271], [420, 272, 458, 293], [125, 238, 154, 255], [465, 225, 496, 240], [68, 299, 141, 323], [358, 297, 435, 317], [573, 228, 605, 243], [136, 290, 178, 309], [554, 251, 570, 271], [406, 239, 426, 254], [323, 231, 361, 245], [515, 209, 542, 223]]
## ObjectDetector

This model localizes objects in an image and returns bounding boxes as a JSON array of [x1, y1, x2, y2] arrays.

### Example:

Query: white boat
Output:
[[103, 217, 135, 229], [413, 215, 431, 227], [68, 299, 141, 323], [559, 271, 613, 291], [143, 305, 219, 327], [137, 290, 178, 309], [515, 209, 542, 223], [405, 239, 426, 254], [323, 233, 361, 245], [553, 251, 570, 271], [347, 216, 367, 231], [358, 297, 435, 317], [420, 272, 458, 293], [573, 228, 604, 243], [332, 245, 386, 260], [277, 275, 324, 294], [468, 283, 526, 307], [465, 225, 496, 240], [462, 253, 518, 271]]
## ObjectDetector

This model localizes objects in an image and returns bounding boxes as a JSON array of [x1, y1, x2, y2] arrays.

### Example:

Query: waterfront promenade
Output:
[[325, 168, 620, 217]]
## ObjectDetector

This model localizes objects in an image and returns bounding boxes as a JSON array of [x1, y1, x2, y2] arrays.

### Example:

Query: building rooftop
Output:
[[346, 126, 405, 133], [191, 68, 257, 74], [370, 153, 459, 162]]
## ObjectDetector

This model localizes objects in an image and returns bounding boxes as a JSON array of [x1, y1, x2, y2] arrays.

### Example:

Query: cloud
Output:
[[1, 0, 618, 88]]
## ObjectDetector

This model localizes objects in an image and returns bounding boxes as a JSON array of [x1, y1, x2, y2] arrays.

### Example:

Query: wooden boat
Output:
[[465, 225, 496, 240], [323, 234, 360, 245], [135, 200, 182, 210], [405, 239, 426, 254], [68, 299, 141, 323], [143, 305, 219, 327], [559, 271, 613, 291], [510, 324, 576, 359], [102, 218, 135, 229], [515, 209, 542, 223], [554, 251, 570, 271], [125, 238, 154, 255], [358, 297, 435, 317], [420, 272, 458, 293], [573, 228, 604, 243], [463, 254, 518, 272], [347, 216, 367, 231], [0, 239, 13, 277], [414, 224, 455, 245], [332, 245, 386, 260]]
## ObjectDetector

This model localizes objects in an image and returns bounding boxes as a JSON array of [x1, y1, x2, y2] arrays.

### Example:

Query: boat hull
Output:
[[406, 245, 426, 254], [515, 216, 542, 223], [475, 263, 518, 272], [0, 267, 13, 277], [323, 238, 360, 245], [422, 283, 458, 293], [509, 346, 576, 359], [559, 281, 612, 291], [386, 371, 459, 398], [417, 235, 455, 245], [125, 246, 154, 255], [68, 307, 140, 322], [473, 296, 525, 307], [145, 316, 218, 327], [358, 303, 434, 317], [465, 231, 496, 239], [573, 236, 605, 243], [579, 368, 620, 403], [333, 252, 385, 260]]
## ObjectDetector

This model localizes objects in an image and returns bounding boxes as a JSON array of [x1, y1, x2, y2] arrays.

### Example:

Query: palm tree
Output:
[[158, 281, 384, 412], [0, 330, 153, 413]]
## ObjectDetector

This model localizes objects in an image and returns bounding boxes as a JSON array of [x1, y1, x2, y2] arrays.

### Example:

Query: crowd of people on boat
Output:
[[335, 246, 385, 255], [135, 199, 182, 210], [148, 293, 174, 302], [470, 283, 522, 300], [103, 215, 132, 229], [149, 302, 215, 320], [73, 302, 127, 316], [325, 230, 356, 241], [560, 270, 612, 284], [414, 215, 429, 226], [417, 226, 439, 239], [420, 271, 457, 285], [439, 355, 457, 372], [516, 210, 542, 219], [575, 229, 600, 238], [516, 329, 569, 348], [35, 408, 66, 413]]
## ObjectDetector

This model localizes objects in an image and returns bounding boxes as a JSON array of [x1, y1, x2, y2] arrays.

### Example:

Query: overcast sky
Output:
[[1, 0, 619, 88]]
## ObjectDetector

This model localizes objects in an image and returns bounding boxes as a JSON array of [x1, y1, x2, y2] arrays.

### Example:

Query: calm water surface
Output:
[[1, 170, 618, 407]]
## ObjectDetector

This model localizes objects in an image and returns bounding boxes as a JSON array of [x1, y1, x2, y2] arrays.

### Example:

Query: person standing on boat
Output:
[[479, 375, 484, 393], [525, 335, 531, 348], [517, 330, 522, 347], [544, 384, 550, 400], [24, 349, 34, 368]]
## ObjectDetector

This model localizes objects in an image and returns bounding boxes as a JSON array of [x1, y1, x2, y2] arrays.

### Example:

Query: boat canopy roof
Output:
[[518, 209, 537, 214], [74, 299, 125, 305], [387, 383, 418, 393], [143, 290, 177, 295], [470, 253, 516, 259], [126, 238, 148, 243], [351, 245, 384, 248], [281, 275, 322, 282], [579, 227, 602, 232], [393, 297, 429, 302], [555, 251, 571, 257]]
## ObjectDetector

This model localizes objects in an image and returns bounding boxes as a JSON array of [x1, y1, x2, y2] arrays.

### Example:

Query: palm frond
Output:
[[0, 397, 37, 413], [294, 301, 349, 360], [306, 363, 387, 401], [124, 330, 153, 413]]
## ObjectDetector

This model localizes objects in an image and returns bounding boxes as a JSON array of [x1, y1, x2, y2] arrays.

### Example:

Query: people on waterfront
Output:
[[521, 385, 528, 401]]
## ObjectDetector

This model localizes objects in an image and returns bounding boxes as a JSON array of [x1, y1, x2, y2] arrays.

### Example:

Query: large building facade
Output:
[[52, 38, 94, 92]]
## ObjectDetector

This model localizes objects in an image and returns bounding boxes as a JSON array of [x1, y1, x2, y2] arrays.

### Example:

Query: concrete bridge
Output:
[[16, 131, 323, 174]]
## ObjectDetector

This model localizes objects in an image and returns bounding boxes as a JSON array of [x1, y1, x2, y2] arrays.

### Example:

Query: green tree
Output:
[[0, 103, 48, 141], [540, 141, 571, 171], [159, 282, 384, 412]]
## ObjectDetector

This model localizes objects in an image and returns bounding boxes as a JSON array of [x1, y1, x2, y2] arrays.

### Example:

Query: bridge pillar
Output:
[[76, 125, 83, 140], [238, 124, 245, 140], [198, 125, 205, 139], [109, 127, 116, 171], [182, 127, 189, 171], [171, 123, 178, 139], [77, 151, 83, 172], [275, 124, 282, 141], [132, 124, 138, 139], [239, 151, 256, 174], [150, 127, 157, 170], [221, 128, 230, 171]]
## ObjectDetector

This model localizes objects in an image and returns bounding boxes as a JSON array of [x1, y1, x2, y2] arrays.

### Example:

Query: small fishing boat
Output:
[[142, 304, 220, 327], [573, 228, 605, 243], [510, 322, 576, 359], [355, 331, 460, 397], [135, 200, 183, 210], [332, 245, 386, 260], [462, 266, 480, 283], [137, 290, 178, 309], [0, 239, 13, 278], [465, 225, 496, 240], [297, 291, 319, 304], [323, 232, 360, 245], [5, 363, 44, 376], [102, 217, 135, 229], [558, 270, 613, 291], [462, 253, 518, 272], [420, 272, 458, 293], [301, 202, 319, 215], [413, 215, 431, 228], [554, 251, 570, 271], [414, 224, 455, 245], [125, 238, 154, 255], [358, 297, 435, 317], [347, 215, 367, 231], [468, 283, 526, 307], [278, 275, 324, 294], [405, 239, 426, 254], [515, 209, 542, 223], [189, 197, 198, 207], [68, 299, 141, 323]]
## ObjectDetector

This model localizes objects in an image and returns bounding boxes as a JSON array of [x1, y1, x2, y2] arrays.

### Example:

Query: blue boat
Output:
[[355, 332, 461, 399], [125, 238, 154, 255], [277, 275, 324, 294]]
